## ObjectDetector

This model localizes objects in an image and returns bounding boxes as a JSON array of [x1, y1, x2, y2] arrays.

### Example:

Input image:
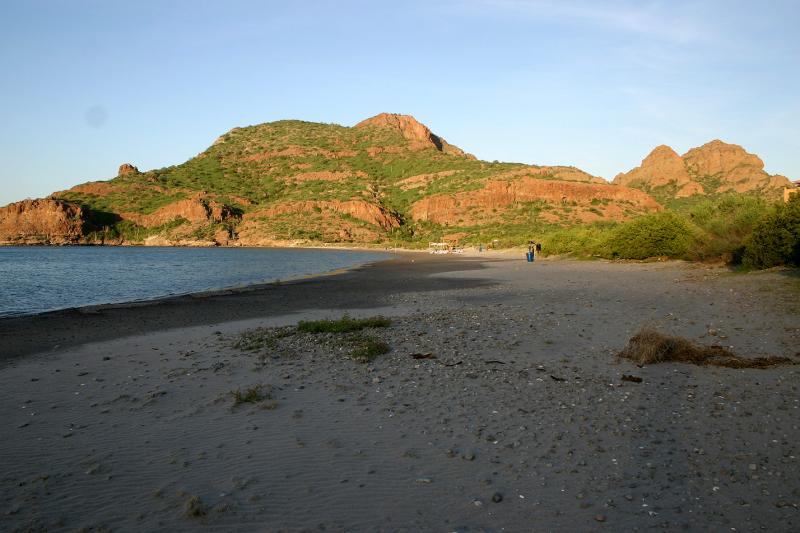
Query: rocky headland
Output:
[[0, 115, 793, 247]]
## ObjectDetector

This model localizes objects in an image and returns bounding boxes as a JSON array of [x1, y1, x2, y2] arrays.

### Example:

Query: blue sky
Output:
[[1, 0, 798, 206]]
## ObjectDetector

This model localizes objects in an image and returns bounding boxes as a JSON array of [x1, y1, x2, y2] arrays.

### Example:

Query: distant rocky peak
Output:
[[354, 113, 471, 158], [682, 140, 765, 176], [645, 145, 681, 161], [613, 143, 690, 190], [613, 139, 790, 200], [355, 113, 433, 141]]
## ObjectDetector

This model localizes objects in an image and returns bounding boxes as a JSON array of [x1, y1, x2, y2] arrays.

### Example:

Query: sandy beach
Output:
[[1, 254, 799, 532]]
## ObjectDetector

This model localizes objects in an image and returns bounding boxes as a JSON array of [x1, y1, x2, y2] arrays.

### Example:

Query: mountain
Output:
[[0, 113, 662, 246], [613, 140, 792, 202]]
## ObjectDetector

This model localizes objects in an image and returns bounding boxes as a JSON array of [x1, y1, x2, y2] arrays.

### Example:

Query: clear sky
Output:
[[1, 0, 798, 206]]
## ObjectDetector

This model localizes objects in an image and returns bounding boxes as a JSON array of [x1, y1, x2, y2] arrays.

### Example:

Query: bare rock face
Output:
[[614, 145, 690, 189], [409, 178, 661, 225], [120, 194, 236, 228], [0, 199, 86, 244], [355, 113, 474, 158], [614, 140, 792, 198], [118, 163, 140, 176]]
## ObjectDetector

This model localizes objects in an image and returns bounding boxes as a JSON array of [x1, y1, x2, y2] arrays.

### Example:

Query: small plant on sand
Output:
[[618, 328, 794, 369], [296, 315, 391, 333], [230, 385, 276, 407], [348, 335, 391, 363], [184, 494, 208, 519], [234, 326, 295, 351]]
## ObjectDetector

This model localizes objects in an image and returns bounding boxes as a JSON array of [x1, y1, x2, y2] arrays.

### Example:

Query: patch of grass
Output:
[[297, 315, 391, 333], [349, 335, 391, 363], [231, 385, 272, 406], [618, 328, 794, 369], [234, 327, 294, 351]]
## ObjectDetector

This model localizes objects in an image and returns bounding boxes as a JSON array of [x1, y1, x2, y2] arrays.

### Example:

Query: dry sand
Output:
[[1, 254, 799, 532]]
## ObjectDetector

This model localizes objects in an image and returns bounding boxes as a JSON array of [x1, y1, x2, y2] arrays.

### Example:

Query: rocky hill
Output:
[[614, 140, 791, 202], [1, 113, 663, 246]]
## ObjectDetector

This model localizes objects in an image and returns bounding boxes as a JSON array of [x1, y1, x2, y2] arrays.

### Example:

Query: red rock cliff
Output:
[[120, 194, 236, 228], [0, 199, 87, 244], [409, 178, 661, 225]]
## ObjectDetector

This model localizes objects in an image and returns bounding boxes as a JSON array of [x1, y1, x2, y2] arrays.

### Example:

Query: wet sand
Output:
[[1, 255, 799, 532]]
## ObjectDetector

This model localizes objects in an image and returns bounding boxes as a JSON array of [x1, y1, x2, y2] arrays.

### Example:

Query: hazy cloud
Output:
[[461, 0, 711, 44]]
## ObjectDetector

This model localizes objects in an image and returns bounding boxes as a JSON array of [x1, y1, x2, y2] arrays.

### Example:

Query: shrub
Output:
[[682, 195, 770, 262], [607, 211, 692, 259], [742, 195, 800, 269], [538, 224, 614, 257]]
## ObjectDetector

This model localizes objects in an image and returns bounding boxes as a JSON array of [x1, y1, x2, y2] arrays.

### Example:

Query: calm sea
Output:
[[0, 246, 390, 318]]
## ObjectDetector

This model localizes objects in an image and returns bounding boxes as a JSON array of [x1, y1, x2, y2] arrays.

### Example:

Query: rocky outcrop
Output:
[[409, 178, 661, 225], [244, 200, 400, 231], [355, 113, 475, 159], [118, 163, 139, 176], [614, 140, 792, 198], [120, 194, 236, 228], [614, 145, 690, 189], [0, 199, 87, 244], [683, 140, 763, 178], [237, 200, 398, 245]]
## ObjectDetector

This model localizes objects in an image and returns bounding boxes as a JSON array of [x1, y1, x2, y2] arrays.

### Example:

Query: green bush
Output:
[[681, 194, 770, 262], [607, 211, 692, 259], [742, 195, 800, 269], [538, 224, 615, 257]]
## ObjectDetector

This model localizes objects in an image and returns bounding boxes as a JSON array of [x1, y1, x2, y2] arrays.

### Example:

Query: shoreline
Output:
[[0, 252, 499, 362], [0, 245, 521, 322], [0, 247, 398, 321]]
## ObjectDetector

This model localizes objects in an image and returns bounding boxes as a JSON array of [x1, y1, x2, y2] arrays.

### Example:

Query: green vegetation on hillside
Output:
[[41, 117, 798, 269]]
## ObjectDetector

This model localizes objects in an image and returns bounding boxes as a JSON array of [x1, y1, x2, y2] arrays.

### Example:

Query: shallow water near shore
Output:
[[0, 246, 389, 317]]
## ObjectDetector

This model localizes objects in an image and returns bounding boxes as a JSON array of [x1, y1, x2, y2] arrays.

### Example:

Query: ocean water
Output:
[[0, 246, 390, 317]]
